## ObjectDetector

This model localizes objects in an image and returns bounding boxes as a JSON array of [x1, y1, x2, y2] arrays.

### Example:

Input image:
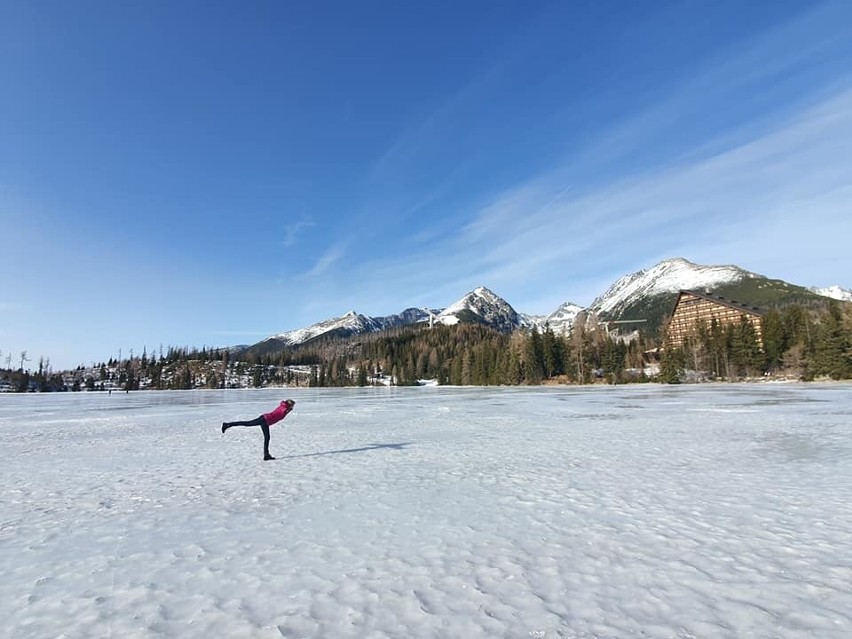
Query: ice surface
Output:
[[2, 384, 851, 638]]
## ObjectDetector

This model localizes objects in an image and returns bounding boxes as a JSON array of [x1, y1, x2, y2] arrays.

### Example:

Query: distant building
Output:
[[665, 290, 764, 348]]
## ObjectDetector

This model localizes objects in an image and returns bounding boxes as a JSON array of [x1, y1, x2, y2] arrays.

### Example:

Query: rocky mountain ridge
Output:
[[249, 258, 850, 352], [588, 258, 758, 316]]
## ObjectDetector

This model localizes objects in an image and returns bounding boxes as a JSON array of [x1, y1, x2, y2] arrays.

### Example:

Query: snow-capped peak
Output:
[[810, 285, 852, 302], [590, 258, 757, 315], [545, 301, 584, 332], [524, 301, 584, 334], [436, 287, 523, 333], [267, 311, 368, 346]]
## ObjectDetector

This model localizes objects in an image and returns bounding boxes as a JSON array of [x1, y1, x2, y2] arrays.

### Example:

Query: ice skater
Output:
[[222, 399, 295, 461]]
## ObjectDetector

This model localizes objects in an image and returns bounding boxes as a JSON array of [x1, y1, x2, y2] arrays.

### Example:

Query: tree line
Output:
[[297, 301, 850, 386], [2, 302, 850, 392]]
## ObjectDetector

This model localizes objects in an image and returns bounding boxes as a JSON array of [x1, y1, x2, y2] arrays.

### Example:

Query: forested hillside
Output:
[[246, 299, 852, 386], [2, 301, 850, 393]]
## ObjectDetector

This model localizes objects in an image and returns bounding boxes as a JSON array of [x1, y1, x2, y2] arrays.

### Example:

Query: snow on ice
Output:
[[1, 384, 851, 638]]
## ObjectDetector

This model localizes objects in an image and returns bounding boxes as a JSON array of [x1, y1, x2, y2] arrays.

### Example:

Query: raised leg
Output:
[[223, 416, 266, 431]]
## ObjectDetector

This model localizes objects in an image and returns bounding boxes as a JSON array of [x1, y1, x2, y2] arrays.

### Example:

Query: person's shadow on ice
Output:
[[278, 442, 412, 460]]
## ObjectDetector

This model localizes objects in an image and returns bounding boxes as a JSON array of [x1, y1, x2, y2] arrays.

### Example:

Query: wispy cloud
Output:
[[280, 217, 315, 248], [467, 84, 852, 288], [285, 3, 852, 320], [298, 242, 348, 280], [566, 2, 852, 178], [336, 82, 852, 314], [369, 64, 508, 182]]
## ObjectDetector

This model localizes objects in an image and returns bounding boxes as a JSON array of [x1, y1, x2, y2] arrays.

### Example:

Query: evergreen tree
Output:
[[541, 325, 560, 378], [601, 336, 627, 384], [730, 315, 763, 377], [523, 329, 545, 384], [810, 302, 852, 379], [505, 341, 523, 385], [761, 309, 785, 372], [659, 343, 686, 384]]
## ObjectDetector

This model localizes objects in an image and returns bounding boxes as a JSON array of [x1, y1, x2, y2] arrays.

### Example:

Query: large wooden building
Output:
[[665, 290, 764, 348]]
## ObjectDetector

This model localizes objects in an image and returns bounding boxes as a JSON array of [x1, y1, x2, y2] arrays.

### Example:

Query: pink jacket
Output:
[[263, 401, 293, 426]]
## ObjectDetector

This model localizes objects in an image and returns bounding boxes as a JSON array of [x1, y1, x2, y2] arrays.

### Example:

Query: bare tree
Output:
[[19, 350, 30, 372]]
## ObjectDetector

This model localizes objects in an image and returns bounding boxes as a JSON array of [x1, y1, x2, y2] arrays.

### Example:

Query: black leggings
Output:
[[225, 416, 271, 456]]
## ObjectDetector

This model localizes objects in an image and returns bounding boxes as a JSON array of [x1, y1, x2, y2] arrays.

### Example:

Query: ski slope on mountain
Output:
[[2, 384, 851, 638]]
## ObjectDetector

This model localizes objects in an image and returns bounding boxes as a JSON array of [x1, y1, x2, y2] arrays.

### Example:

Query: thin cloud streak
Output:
[[325, 4, 852, 315], [571, 1, 852, 178], [469, 86, 852, 292], [280, 217, 315, 248], [338, 84, 852, 313], [298, 242, 348, 281]]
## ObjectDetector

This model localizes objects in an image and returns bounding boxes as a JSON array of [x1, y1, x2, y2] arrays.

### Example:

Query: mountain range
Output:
[[244, 258, 850, 355]]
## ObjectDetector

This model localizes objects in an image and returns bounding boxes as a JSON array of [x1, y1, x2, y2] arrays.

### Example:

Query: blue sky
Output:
[[2, 1, 851, 370]]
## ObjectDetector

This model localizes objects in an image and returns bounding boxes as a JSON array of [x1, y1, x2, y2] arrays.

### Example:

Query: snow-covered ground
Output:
[[2, 384, 851, 638]]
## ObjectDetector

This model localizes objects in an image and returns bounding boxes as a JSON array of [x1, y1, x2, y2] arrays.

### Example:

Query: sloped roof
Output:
[[676, 289, 765, 317]]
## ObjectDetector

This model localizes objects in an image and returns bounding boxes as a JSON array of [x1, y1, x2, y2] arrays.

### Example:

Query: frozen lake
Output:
[[2, 384, 851, 638]]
